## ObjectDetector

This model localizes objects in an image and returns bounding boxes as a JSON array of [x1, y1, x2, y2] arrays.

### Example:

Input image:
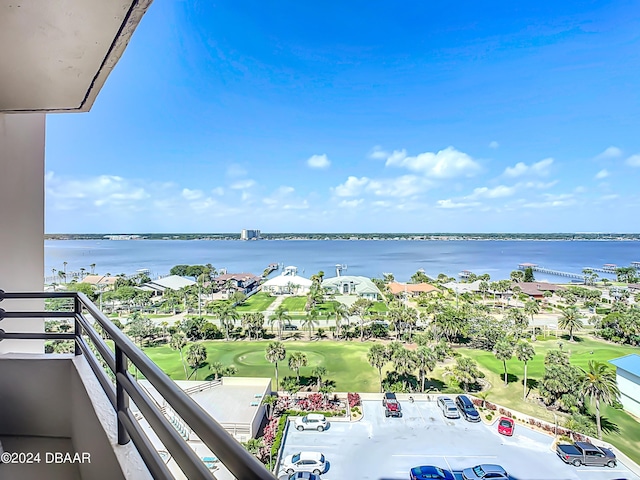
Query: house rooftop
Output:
[[610, 354, 640, 378], [387, 282, 439, 295]]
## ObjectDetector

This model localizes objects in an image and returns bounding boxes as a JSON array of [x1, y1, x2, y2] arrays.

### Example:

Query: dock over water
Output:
[[518, 263, 584, 280]]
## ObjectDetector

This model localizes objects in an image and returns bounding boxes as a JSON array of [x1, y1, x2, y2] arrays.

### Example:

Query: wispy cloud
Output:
[[626, 154, 640, 167], [230, 179, 256, 189], [489, 141, 499, 149], [307, 154, 331, 169], [182, 188, 203, 200], [503, 158, 553, 177], [595, 146, 622, 160], [469, 185, 515, 199], [437, 199, 481, 209], [595, 169, 609, 179]]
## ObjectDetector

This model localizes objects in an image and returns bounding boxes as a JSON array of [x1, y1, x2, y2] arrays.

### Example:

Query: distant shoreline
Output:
[[45, 233, 640, 241]]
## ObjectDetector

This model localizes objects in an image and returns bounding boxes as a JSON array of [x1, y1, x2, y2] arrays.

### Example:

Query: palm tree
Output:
[[478, 281, 490, 302], [559, 306, 584, 341], [209, 361, 226, 380], [261, 394, 277, 419], [311, 366, 327, 391], [184, 343, 207, 380], [524, 300, 540, 337], [265, 341, 286, 390], [333, 302, 349, 339], [303, 308, 320, 340], [269, 305, 290, 340], [415, 346, 437, 392], [288, 351, 308, 382], [367, 344, 389, 392], [494, 339, 514, 386], [169, 332, 188, 379], [393, 347, 417, 391], [450, 357, 482, 392], [580, 360, 620, 439], [515, 341, 536, 400]]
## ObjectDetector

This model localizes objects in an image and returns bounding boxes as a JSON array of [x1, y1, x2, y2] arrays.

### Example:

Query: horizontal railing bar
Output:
[[0, 311, 75, 319], [75, 293, 274, 478], [0, 332, 76, 340], [118, 409, 175, 480], [118, 372, 215, 480], [1, 291, 274, 480], [76, 337, 117, 409], [0, 291, 77, 299], [76, 313, 116, 372]]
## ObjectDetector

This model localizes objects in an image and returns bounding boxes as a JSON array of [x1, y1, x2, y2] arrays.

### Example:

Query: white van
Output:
[[293, 413, 329, 432]]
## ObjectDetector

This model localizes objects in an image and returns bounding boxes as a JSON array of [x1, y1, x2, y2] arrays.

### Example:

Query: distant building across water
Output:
[[240, 229, 261, 240]]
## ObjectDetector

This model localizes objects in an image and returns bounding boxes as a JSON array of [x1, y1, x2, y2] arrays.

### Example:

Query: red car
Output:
[[497, 417, 514, 436]]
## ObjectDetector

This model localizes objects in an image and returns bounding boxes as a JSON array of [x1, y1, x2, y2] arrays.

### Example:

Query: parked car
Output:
[[281, 452, 327, 475], [410, 465, 455, 480], [283, 323, 298, 331], [455, 395, 480, 422], [382, 391, 402, 417], [497, 417, 514, 436], [294, 414, 328, 432], [286, 473, 322, 480], [556, 441, 617, 468], [437, 396, 460, 419], [461, 464, 509, 480]]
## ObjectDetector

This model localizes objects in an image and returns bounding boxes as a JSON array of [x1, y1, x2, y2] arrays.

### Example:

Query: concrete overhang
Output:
[[0, 0, 153, 113]]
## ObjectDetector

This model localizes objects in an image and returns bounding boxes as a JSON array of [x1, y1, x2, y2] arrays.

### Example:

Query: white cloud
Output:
[[384, 146, 481, 178], [626, 154, 640, 167], [489, 141, 499, 149], [333, 176, 370, 197], [282, 200, 309, 210], [469, 185, 515, 199], [503, 158, 553, 177], [182, 188, 203, 200], [230, 179, 256, 189], [521, 180, 558, 189], [211, 187, 224, 196], [437, 199, 481, 209], [307, 154, 331, 169], [226, 164, 247, 177], [366, 175, 426, 197], [369, 146, 389, 160], [595, 169, 609, 179], [595, 146, 622, 160], [276, 186, 295, 195], [339, 199, 364, 208]]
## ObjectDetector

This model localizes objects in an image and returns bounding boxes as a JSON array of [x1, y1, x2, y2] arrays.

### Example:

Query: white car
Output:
[[294, 414, 329, 432], [437, 396, 460, 419], [461, 464, 509, 480], [281, 452, 327, 475]]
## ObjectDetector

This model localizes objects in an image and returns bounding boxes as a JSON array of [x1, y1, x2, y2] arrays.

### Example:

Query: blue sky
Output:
[[46, 1, 640, 233]]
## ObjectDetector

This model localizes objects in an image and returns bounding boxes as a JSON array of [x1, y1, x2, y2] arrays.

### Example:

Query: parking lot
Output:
[[279, 400, 640, 480]]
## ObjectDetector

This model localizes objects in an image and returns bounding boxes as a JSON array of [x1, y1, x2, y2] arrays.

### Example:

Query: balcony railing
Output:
[[0, 290, 276, 480]]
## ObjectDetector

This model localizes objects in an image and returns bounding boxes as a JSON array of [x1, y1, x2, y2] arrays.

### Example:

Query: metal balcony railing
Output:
[[0, 290, 276, 480]]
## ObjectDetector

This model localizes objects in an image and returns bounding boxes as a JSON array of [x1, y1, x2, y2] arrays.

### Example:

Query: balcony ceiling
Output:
[[0, 0, 152, 113]]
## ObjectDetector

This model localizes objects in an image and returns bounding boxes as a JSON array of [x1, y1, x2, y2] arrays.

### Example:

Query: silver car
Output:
[[281, 452, 327, 476], [437, 396, 460, 419]]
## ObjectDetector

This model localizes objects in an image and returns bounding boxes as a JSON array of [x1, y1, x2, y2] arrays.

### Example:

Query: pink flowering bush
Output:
[[348, 392, 361, 408]]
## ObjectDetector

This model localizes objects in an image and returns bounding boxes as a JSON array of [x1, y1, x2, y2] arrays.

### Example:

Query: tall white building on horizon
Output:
[[241, 229, 261, 240]]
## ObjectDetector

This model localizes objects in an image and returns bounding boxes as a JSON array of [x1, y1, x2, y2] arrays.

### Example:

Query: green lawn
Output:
[[370, 301, 389, 313], [143, 340, 381, 392], [236, 293, 277, 312], [280, 297, 308, 312], [457, 335, 640, 464]]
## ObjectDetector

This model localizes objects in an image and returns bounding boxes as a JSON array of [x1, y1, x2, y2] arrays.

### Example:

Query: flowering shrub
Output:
[[262, 416, 280, 448], [472, 398, 483, 407], [348, 392, 361, 408], [486, 402, 497, 411]]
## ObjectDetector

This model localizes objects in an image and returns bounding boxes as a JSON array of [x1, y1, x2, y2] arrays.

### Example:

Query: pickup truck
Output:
[[556, 441, 617, 468], [382, 392, 402, 417]]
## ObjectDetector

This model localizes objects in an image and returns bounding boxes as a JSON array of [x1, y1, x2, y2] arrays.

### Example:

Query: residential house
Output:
[[138, 275, 196, 296], [515, 282, 566, 300], [214, 273, 261, 295], [387, 282, 440, 297], [322, 275, 381, 300], [609, 354, 640, 418]]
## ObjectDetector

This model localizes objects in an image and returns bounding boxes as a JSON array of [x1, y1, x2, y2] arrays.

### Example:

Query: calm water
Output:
[[44, 240, 640, 283]]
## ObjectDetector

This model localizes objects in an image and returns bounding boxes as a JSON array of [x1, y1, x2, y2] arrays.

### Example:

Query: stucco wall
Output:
[[0, 114, 45, 354], [617, 369, 640, 418]]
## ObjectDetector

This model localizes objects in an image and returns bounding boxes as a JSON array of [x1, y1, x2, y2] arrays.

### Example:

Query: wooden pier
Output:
[[518, 263, 584, 279]]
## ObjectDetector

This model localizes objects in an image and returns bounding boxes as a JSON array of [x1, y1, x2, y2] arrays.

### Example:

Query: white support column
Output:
[[0, 113, 45, 353]]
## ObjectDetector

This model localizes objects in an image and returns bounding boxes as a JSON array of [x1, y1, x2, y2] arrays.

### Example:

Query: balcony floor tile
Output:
[[0, 435, 82, 480]]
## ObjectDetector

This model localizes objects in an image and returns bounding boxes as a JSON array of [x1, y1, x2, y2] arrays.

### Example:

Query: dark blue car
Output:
[[410, 465, 455, 480]]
